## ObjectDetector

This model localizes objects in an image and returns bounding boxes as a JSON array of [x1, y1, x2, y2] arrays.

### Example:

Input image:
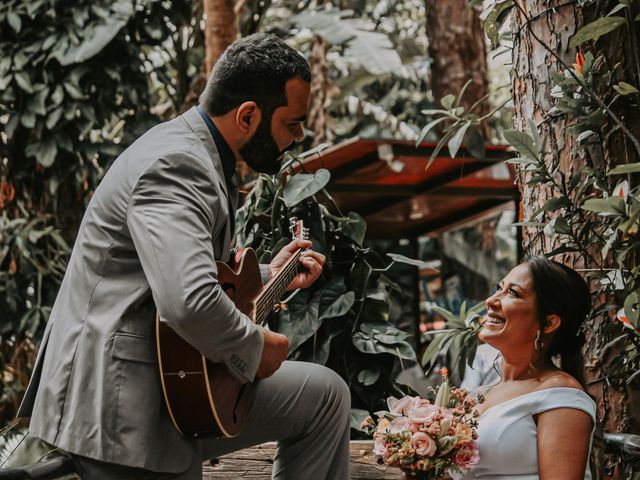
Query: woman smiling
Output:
[[462, 256, 596, 479]]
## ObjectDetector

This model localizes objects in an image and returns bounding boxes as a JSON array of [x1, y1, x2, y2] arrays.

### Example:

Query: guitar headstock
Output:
[[289, 217, 309, 241]]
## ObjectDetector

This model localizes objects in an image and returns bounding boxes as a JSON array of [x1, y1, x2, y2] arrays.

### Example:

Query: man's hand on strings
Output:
[[268, 239, 326, 291]]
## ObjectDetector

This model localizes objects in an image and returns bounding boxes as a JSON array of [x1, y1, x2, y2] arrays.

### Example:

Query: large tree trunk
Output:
[[179, 0, 238, 113], [204, 0, 238, 76], [306, 36, 335, 148], [510, 1, 640, 476], [425, 0, 490, 137]]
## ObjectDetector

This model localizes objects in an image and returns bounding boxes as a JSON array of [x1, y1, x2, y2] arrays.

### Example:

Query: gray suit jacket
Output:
[[17, 107, 265, 473]]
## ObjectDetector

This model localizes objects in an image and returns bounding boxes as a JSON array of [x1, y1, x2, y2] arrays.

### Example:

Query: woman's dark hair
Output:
[[525, 256, 592, 385], [199, 33, 311, 120]]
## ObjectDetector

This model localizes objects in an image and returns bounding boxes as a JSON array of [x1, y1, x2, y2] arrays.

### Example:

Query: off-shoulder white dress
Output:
[[462, 387, 596, 479]]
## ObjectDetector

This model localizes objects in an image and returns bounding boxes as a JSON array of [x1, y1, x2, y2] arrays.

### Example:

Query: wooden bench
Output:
[[204, 441, 403, 479]]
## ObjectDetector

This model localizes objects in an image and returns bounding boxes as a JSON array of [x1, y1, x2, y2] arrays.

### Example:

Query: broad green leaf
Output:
[[608, 163, 640, 175], [582, 197, 626, 215], [14, 72, 33, 93], [417, 117, 447, 145], [357, 367, 380, 386], [7, 12, 21, 33], [319, 291, 355, 321], [569, 17, 627, 48], [607, 3, 628, 16], [552, 216, 571, 235], [613, 82, 639, 96], [292, 9, 401, 75], [624, 292, 638, 327], [543, 196, 571, 212], [480, 0, 514, 48], [342, 212, 366, 246], [503, 129, 539, 161], [441, 94, 456, 110], [527, 118, 541, 148], [278, 289, 323, 353], [54, 0, 134, 65], [282, 169, 330, 207], [350, 408, 370, 431], [448, 122, 471, 159], [46, 107, 63, 130], [465, 128, 485, 160]]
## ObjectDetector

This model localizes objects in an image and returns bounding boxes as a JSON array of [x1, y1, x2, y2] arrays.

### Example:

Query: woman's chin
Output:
[[479, 323, 505, 343]]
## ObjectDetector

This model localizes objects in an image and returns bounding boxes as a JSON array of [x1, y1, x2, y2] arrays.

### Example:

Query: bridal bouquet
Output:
[[362, 373, 480, 479]]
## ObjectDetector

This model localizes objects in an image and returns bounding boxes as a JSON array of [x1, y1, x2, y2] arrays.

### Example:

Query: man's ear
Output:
[[235, 101, 261, 135], [544, 314, 561, 335]]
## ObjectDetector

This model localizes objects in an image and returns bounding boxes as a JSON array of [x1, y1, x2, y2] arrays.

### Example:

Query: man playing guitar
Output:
[[17, 33, 350, 480]]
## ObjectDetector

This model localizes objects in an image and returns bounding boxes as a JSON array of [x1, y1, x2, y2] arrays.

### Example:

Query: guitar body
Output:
[[156, 248, 263, 438]]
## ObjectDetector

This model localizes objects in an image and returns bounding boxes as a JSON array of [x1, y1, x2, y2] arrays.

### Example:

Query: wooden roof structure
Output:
[[291, 138, 518, 238]]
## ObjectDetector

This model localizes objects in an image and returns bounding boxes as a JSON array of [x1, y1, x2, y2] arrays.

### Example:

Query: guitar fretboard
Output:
[[252, 250, 302, 325]]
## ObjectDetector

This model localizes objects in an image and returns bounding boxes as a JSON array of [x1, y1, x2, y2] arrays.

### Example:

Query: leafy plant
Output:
[[235, 160, 430, 423], [417, 80, 510, 170], [420, 301, 485, 384], [0, 0, 192, 427]]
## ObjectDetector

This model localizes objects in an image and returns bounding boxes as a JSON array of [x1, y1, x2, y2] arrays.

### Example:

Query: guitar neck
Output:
[[252, 250, 302, 325]]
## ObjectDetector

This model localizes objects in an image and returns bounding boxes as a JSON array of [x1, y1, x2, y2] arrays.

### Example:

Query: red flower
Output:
[[573, 52, 585, 77]]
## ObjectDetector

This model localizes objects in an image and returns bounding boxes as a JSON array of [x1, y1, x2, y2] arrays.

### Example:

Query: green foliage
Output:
[[264, 0, 427, 141], [235, 164, 419, 414], [0, 0, 191, 424], [417, 79, 508, 169], [291, 8, 403, 76], [420, 301, 484, 383]]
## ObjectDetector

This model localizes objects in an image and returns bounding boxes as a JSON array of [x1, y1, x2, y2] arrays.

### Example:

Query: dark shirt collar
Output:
[[196, 105, 237, 188]]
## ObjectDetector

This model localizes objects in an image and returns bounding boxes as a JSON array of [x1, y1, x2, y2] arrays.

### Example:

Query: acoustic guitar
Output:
[[156, 219, 307, 438]]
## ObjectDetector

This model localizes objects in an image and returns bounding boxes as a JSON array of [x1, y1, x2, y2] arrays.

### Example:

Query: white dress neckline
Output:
[[477, 386, 592, 420]]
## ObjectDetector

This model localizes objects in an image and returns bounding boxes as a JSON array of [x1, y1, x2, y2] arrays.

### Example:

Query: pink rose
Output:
[[408, 404, 439, 426], [453, 442, 480, 469], [387, 395, 421, 415], [373, 436, 390, 460], [389, 416, 410, 434], [410, 432, 437, 458]]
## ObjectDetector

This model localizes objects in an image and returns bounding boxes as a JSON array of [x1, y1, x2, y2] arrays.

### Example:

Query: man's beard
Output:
[[239, 116, 293, 175]]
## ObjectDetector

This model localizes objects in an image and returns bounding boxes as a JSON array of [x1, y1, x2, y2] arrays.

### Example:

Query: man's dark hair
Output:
[[200, 33, 311, 119]]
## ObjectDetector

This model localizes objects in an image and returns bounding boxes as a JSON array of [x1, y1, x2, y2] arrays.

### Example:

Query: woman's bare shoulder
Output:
[[538, 371, 583, 391]]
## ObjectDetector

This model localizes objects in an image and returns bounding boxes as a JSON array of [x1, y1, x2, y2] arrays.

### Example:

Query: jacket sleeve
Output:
[[126, 151, 263, 383]]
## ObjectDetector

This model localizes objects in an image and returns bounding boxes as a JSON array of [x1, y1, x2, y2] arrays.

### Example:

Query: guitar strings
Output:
[[254, 251, 302, 324], [254, 252, 300, 323]]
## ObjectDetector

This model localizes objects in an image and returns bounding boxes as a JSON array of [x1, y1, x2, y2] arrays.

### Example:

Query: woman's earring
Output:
[[535, 330, 543, 351]]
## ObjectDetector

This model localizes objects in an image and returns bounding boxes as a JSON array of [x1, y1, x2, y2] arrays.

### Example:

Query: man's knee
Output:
[[308, 364, 351, 418]]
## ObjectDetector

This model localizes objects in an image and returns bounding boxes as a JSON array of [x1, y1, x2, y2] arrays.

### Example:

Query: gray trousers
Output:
[[69, 361, 351, 480]]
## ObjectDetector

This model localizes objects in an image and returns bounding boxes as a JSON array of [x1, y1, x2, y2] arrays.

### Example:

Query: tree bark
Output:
[[306, 36, 335, 148], [510, 2, 640, 475], [179, 0, 238, 113], [425, 0, 490, 137], [204, 0, 238, 77]]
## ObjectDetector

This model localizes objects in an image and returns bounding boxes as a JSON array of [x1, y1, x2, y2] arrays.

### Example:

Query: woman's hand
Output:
[[268, 239, 326, 290]]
